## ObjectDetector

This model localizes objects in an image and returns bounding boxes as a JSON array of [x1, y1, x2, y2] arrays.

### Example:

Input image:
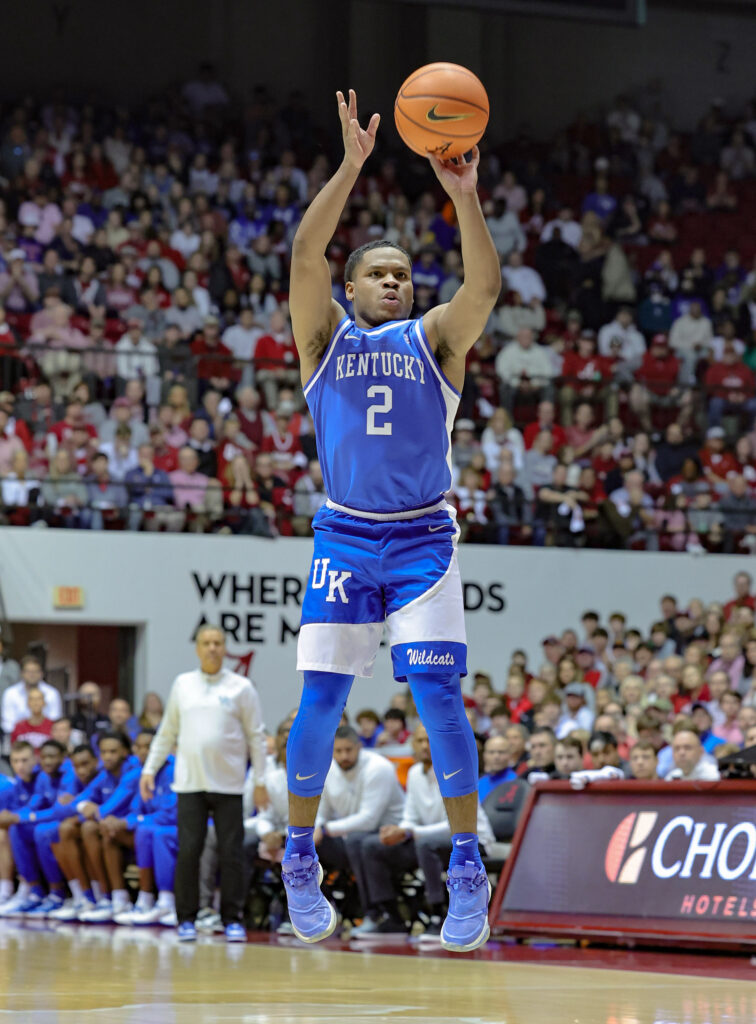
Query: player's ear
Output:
[[345, 280, 355, 301]]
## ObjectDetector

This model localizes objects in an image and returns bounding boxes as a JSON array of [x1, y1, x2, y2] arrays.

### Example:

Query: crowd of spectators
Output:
[[0, 77, 755, 548]]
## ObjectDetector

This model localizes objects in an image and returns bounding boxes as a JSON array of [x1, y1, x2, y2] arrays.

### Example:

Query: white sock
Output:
[[157, 890, 175, 910], [135, 891, 155, 911], [91, 880, 103, 901], [16, 881, 30, 900], [112, 888, 129, 908], [0, 880, 12, 900], [69, 880, 84, 902]]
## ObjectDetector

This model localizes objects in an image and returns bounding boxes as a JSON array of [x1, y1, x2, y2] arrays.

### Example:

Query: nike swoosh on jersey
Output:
[[426, 104, 474, 123], [295, 772, 318, 781], [428, 524, 447, 532], [455, 837, 475, 845], [443, 768, 463, 780]]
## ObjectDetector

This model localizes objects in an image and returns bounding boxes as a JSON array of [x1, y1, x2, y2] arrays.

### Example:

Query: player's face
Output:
[[347, 248, 413, 327], [10, 748, 35, 781], [39, 745, 65, 775], [72, 751, 98, 785], [133, 733, 153, 765], [100, 738, 128, 774]]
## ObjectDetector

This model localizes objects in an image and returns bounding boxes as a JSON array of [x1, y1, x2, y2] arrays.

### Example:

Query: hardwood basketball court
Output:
[[1, 922, 754, 1022]]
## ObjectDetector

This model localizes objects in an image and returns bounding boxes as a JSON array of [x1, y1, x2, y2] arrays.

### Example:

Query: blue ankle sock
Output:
[[449, 833, 483, 871], [285, 826, 316, 862], [30, 885, 46, 898], [84, 889, 95, 903]]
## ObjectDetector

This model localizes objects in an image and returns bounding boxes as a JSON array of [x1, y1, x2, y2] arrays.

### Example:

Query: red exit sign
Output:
[[52, 586, 85, 609]]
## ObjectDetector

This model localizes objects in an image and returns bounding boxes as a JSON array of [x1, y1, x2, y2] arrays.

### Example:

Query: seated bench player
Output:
[[0, 742, 40, 914], [52, 731, 140, 921], [0, 739, 69, 916], [93, 730, 179, 926], [0, 773, 14, 907]]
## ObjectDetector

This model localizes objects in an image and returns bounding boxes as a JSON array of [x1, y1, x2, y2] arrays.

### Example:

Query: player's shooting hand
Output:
[[337, 89, 380, 170], [428, 145, 480, 198], [140, 773, 155, 802]]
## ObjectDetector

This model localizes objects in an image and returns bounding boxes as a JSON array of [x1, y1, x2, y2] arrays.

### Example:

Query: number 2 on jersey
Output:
[[366, 385, 393, 435]]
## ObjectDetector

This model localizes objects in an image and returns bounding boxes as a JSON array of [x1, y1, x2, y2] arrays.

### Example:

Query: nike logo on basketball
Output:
[[443, 768, 463, 780], [295, 772, 317, 781], [426, 104, 474, 123], [455, 837, 474, 845], [428, 524, 446, 532]]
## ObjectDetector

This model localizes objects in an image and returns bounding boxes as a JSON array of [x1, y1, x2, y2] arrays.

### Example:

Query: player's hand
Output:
[[78, 801, 99, 820], [57, 792, 74, 806], [100, 815, 125, 837], [337, 89, 380, 170], [428, 146, 480, 198], [253, 784, 270, 811], [140, 773, 155, 802], [0, 810, 19, 828]]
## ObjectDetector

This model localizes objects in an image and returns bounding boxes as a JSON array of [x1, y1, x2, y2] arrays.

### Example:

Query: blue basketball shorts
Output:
[[297, 500, 467, 682]]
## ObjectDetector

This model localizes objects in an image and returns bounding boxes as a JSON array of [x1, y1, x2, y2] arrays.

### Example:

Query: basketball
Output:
[[394, 61, 489, 159]]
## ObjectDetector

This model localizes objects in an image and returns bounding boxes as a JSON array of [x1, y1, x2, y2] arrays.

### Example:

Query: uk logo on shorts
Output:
[[311, 558, 352, 604]]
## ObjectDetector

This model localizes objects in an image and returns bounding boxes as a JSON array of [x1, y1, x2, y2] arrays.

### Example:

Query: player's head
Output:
[[133, 729, 155, 766], [39, 739, 66, 776], [98, 730, 131, 773], [344, 241, 413, 326], [72, 744, 99, 785], [10, 740, 35, 781]]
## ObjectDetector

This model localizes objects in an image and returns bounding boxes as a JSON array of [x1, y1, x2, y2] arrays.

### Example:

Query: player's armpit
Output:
[[422, 294, 494, 392], [289, 249, 346, 384]]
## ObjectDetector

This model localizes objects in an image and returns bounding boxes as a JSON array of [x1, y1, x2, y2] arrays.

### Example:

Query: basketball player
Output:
[[282, 89, 501, 952]]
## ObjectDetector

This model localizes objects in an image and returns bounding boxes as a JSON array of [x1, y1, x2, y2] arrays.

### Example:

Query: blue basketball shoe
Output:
[[440, 861, 491, 953], [281, 853, 338, 943]]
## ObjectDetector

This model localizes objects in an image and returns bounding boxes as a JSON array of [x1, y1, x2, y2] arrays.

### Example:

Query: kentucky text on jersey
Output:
[[304, 316, 459, 515]]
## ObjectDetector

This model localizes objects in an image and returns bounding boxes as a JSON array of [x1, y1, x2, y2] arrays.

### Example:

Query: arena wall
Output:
[[0, 527, 751, 727]]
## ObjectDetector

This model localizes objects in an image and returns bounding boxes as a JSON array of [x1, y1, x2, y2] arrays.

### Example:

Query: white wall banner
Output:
[[0, 527, 752, 728]]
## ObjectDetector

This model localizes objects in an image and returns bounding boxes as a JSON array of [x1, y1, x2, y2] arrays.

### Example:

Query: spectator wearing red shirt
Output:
[[254, 452, 293, 532], [559, 330, 614, 425], [629, 334, 689, 432], [253, 309, 300, 410], [11, 687, 54, 751], [0, 391, 32, 452], [723, 570, 756, 621], [149, 424, 180, 474], [46, 400, 98, 457], [261, 409, 304, 482], [523, 399, 568, 453], [699, 427, 739, 490], [190, 315, 238, 396], [235, 386, 265, 451], [704, 340, 756, 428], [565, 402, 609, 459]]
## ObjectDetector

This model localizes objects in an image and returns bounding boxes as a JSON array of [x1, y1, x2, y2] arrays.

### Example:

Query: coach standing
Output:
[[140, 624, 268, 943]]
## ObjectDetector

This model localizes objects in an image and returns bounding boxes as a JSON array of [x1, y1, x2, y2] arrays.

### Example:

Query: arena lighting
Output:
[[393, 0, 646, 25]]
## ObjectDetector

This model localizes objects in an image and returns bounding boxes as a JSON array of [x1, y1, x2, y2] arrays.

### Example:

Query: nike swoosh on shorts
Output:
[[443, 768, 463, 780], [455, 837, 474, 845], [428, 524, 447, 532]]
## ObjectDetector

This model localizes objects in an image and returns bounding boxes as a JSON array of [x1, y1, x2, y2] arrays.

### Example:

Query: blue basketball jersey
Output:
[[304, 316, 460, 514]]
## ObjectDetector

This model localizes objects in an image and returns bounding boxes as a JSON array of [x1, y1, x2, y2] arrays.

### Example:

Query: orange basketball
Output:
[[394, 62, 489, 160]]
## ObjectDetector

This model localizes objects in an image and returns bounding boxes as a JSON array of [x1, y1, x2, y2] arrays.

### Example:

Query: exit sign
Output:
[[53, 586, 85, 609]]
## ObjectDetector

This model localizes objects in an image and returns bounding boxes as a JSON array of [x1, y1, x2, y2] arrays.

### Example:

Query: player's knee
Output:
[[81, 820, 100, 839]]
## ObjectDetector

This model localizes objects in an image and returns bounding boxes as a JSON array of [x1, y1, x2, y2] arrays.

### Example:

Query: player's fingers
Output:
[[367, 112, 381, 138], [470, 144, 481, 167], [348, 88, 357, 120]]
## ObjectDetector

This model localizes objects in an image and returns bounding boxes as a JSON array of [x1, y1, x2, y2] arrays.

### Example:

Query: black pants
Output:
[[176, 791, 244, 925], [317, 832, 373, 916]]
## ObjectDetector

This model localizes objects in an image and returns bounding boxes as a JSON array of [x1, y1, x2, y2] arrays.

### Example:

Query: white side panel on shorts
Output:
[[297, 621, 385, 679]]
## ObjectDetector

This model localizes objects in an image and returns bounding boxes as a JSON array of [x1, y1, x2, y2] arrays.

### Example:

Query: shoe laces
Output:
[[282, 853, 318, 888], [448, 861, 487, 894]]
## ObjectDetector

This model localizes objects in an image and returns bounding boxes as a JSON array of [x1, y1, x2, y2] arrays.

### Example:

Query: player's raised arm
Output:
[[290, 89, 380, 383], [422, 146, 501, 392]]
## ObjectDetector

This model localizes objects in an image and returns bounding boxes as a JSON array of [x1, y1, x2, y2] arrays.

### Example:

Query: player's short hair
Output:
[[334, 725, 360, 745], [72, 744, 96, 758], [40, 739, 66, 755], [10, 740, 33, 754], [344, 240, 412, 284], [98, 729, 132, 751]]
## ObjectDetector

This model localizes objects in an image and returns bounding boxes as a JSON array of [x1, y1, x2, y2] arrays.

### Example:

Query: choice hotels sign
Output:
[[495, 782, 756, 944]]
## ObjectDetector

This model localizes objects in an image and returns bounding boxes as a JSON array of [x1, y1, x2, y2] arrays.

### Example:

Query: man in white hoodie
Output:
[[313, 725, 405, 923], [352, 725, 495, 941], [140, 624, 268, 943]]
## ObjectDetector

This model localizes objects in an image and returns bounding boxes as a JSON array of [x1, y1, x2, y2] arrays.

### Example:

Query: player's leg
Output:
[[23, 823, 67, 917], [48, 818, 97, 919], [152, 824, 178, 924], [79, 818, 126, 921], [288, 508, 385, 943], [0, 829, 13, 905], [385, 514, 490, 952], [99, 825, 133, 918], [0, 823, 45, 916]]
